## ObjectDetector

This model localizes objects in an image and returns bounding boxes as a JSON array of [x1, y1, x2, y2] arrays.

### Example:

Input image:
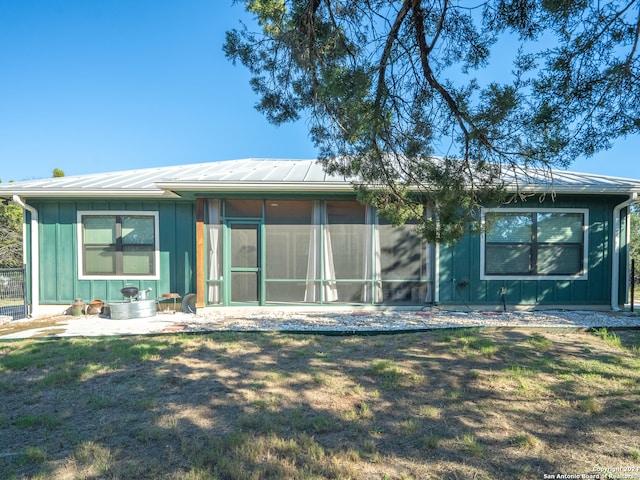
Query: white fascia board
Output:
[[155, 181, 357, 193], [0, 189, 181, 199], [3, 182, 639, 199], [15, 184, 638, 196], [503, 183, 640, 195]]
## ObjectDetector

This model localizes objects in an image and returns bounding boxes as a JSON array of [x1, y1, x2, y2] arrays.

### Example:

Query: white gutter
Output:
[[11, 195, 39, 317], [611, 192, 637, 311]]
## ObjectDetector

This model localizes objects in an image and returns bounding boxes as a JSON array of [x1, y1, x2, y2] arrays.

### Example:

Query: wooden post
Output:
[[196, 198, 205, 309]]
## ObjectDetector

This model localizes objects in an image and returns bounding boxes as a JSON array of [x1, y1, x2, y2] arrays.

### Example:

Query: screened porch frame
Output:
[[198, 198, 434, 307]]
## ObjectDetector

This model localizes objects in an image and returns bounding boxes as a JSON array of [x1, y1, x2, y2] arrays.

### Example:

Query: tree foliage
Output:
[[0, 200, 22, 268], [225, 0, 640, 242], [0, 168, 64, 267], [631, 205, 640, 265]]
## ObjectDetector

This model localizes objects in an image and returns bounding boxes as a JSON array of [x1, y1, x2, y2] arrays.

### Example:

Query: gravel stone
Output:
[[176, 308, 640, 333]]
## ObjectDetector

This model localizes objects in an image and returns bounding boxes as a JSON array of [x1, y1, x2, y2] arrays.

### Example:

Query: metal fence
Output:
[[0, 267, 28, 321]]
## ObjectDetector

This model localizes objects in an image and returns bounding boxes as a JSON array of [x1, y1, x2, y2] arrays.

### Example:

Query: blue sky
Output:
[[1, 1, 639, 183]]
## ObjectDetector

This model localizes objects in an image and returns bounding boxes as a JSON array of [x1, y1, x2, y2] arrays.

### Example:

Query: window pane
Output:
[[122, 246, 155, 275], [265, 200, 312, 224], [486, 213, 532, 242], [230, 224, 259, 268], [382, 281, 429, 305], [81, 213, 157, 277], [85, 246, 116, 274], [326, 201, 366, 280], [538, 244, 582, 275], [265, 201, 313, 281], [484, 210, 585, 277], [208, 225, 222, 279], [231, 272, 258, 302], [265, 227, 312, 279], [327, 201, 365, 225], [84, 216, 115, 244], [537, 213, 583, 243], [379, 222, 425, 280], [265, 281, 307, 302], [334, 281, 368, 302], [226, 199, 262, 217], [205, 199, 223, 304], [485, 244, 531, 274], [122, 216, 155, 244]]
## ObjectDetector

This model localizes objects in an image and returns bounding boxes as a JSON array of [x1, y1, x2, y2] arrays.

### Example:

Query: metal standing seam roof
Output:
[[0, 157, 639, 198], [0, 159, 354, 198]]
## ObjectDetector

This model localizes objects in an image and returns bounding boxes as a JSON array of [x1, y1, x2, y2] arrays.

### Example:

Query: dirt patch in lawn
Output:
[[0, 315, 70, 337], [1, 328, 639, 479]]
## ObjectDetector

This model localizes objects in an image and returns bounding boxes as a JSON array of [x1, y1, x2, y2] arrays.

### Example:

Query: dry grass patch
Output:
[[0, 328, 639, 479], [0, 316, 70, 337]]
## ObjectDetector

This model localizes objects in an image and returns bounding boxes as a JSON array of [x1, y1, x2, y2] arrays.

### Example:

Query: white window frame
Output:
[[77, 210, 161, 280], [480, 208, 589, 281]]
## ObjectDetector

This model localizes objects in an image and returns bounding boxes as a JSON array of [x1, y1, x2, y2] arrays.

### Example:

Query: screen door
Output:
[[228, 222, 261, 303]]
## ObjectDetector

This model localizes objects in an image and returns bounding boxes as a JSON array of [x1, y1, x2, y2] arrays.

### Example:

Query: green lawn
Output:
[[1, 328, 639, 479]]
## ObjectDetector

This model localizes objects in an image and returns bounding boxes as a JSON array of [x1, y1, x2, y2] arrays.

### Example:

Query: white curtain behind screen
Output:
[[304, 201, 338, 302], [362, 207, 383, 302], [207, 199, 221, 304]]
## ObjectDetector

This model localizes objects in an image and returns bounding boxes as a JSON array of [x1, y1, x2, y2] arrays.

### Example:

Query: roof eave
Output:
[[0, 189, 181, 199], [505, 184, 640, 195], [2, 182, 639, 199], [155, 181, 356, 193]]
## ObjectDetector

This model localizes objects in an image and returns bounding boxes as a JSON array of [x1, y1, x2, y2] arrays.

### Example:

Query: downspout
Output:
[[11, 195, 39, 317], [430, 203, 440, 304], [434, 243, 440, 304], [611, 192, 637, 311]]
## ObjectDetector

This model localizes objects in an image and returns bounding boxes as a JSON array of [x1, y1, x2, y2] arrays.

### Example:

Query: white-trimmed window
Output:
[[78, 211, 160, 279], [480, 208, 588, 280]]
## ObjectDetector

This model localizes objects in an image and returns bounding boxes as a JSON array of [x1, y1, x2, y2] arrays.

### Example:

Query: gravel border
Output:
[[2, 308, 638, 339], [168, 308, 640, 333]]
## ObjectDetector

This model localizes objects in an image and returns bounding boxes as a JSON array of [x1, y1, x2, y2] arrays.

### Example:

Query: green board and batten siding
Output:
[[22, 193, 631, 308], [33, 199, 196, 306], [437, 195, 628, 307]]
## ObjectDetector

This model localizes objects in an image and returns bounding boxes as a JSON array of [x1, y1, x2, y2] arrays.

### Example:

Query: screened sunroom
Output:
[[204, 198, 434, 306]]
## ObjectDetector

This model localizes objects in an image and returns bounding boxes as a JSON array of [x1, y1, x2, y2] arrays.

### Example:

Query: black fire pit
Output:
[[120, 286, 139, 301]]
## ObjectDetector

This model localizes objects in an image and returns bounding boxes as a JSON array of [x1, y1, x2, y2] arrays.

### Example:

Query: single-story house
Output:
[[0, 158, 638, 316]]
